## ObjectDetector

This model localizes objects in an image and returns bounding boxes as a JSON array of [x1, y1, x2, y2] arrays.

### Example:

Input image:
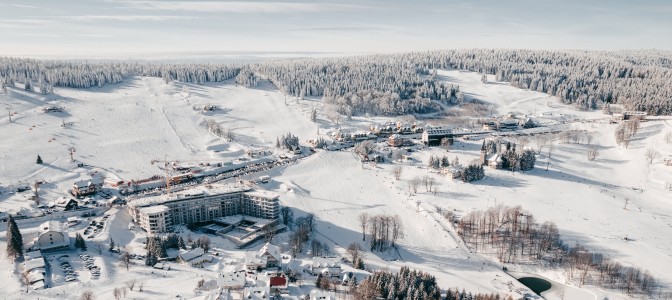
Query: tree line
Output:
[[4, 49, 671, 115], [353, 266, 506, 300]]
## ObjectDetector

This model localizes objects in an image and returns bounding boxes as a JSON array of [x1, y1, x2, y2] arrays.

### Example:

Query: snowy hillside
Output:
[[1, 69, 671, 300]]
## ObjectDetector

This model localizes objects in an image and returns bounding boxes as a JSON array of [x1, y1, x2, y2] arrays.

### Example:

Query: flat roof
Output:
[[139, 205, 170, 214], [128, 184, 251, 208], [243, 190, 279, 199]]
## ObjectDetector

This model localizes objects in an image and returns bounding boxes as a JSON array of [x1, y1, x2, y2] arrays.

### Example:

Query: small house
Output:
[[310, 291, 336, 300], [243, 286, 270, 300], [486, 154, 503, 169], [217, 270, 247, 290], [72, 177, 103, 196], [269, 273, 288, 294], [258, 242, 282, 268], [179, 247, 212, 266], [245, 252, 267, 272], [55, 198, 79, 211], [442, 166, 463, 179]]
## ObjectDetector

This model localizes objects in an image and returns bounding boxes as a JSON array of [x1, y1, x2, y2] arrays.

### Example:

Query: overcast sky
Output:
[[1, 0, 671, 58]]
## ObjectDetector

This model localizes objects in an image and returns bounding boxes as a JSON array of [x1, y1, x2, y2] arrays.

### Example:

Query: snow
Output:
[[1, 71, 671, 299]]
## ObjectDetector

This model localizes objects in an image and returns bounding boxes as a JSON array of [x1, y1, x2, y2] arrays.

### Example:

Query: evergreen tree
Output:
[[315, 273, 323, 289], [75, 233, 87, 250], [36, 155, 43, 164], [356, 257, 365, 270], [519, 149, 537, 171], [145, 252, 157, 267], [109, 238, 115, 252], [178, 236, 186, 249], [5, 215, 24, 260]]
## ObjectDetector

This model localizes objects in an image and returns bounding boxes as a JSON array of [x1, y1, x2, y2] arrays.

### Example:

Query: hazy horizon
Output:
[[1, 0, 671, 59]]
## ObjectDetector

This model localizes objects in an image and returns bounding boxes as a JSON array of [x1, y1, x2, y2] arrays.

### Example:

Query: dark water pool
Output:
[[517, 277, 552, 294]]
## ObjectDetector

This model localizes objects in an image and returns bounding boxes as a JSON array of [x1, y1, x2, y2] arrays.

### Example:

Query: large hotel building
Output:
[[127, 185, 280, 235]]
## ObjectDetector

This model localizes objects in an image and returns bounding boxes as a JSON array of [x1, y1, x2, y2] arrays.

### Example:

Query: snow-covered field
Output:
[[1, 70, 671, 299]]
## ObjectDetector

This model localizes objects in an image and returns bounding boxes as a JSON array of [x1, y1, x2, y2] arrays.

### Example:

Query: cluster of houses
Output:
[[482, 114, 536, 131], [180, 242, 344, 300], [369, 121, 423, 136]]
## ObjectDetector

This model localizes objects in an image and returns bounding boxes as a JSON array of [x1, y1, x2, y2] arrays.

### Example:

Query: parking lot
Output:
[[83, 214, 111, 239], [46, 252, 101, 287]]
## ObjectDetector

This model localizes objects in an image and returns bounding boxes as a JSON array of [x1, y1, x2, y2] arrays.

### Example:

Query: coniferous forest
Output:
[[2, 49, 671, 115]]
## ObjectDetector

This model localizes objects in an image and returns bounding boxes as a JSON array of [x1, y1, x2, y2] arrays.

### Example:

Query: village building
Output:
[[217, 270, 247, 290], [310, 291, 336, 300], [34, 221, 70, 252], [245, 252, 267, 272], [421, 126, 453, 146], [51, 198, 79, 211], [127, 186, 280, 234], [311, 257, 341, 277], [257, 242, 282, 268], [442, 165, 463, 179], [387, 134, 412, 147], [268, 272, 288, 294], [243, 286, 270, 300], [179, 247, 213, 266], [72, 177, 103, 197], [370, 122, 396, 136]]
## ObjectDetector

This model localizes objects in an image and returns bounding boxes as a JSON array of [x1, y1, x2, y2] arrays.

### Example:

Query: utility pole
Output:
[[68, 147, 76, 161], [6, 108, 11, 123]]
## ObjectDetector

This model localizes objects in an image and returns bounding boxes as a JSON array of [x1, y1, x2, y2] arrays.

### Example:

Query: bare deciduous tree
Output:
[[125, 279, 137, 291], [392, 165, 402, 180], [346, 243, 362, 264], [645, 148, 659, 164], [358, 213, 369, 241], [120, 252, 132, 271], [80, 291, 95, 300], [587, 147, 599, 161], [411, 176, 420, 194]]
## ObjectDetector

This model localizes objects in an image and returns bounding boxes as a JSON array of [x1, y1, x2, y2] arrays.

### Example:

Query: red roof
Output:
[[270, 276, 287, 287]]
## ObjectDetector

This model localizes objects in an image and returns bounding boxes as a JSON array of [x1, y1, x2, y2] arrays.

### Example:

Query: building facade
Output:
[[35, 221, 69, 251], [128, 187, 280, 235], [138, 205, 170, 235]]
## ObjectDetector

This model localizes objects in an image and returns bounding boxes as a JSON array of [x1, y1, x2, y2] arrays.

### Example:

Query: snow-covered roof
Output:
[[243, 190, 279, 200], [128, 184, 251, 208], [26, 269, 45, 283], [25, 250, 42, 260], [30, 280, 45, 290], [179, 247, 205, 262], [258, 242, 282, 262], [24, 258, 45, 271], [245, 252, 266, 266], [310, 291, 336, 300], [38, 221, 63, 234], [73, 177, 103, 188], [312, 257, 341, 268], [138, 205, 170, 215], [244, 287, 269, 300], [217, 270, 247, 289]]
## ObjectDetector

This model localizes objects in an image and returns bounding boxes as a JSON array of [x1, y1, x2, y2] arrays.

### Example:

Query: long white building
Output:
[[128, 185, 280, 234]]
